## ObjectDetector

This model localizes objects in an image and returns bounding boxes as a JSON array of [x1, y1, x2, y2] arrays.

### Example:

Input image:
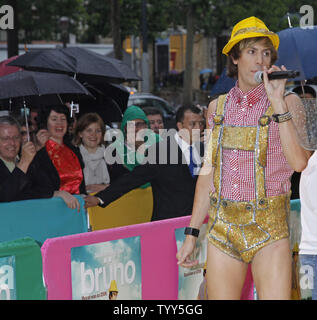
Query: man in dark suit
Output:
[[84, 106, 205, 221], [0, 115, 37, 202]]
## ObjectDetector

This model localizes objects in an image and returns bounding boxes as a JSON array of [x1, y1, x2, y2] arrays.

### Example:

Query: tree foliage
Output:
[[2, 0, 315, 44], [201, 0, 317, 35], [0, 0, 85, 42]]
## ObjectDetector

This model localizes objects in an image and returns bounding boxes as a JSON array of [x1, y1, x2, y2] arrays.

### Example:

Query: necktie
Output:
[[188, 145, 196, 177]]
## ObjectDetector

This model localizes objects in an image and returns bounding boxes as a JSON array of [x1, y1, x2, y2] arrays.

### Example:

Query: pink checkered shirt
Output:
[[209, 82, 293, 201]]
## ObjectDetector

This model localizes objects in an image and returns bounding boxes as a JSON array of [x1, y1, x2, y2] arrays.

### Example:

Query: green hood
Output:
[[120, 105, 150, 132], [113, 105, 161, 189]]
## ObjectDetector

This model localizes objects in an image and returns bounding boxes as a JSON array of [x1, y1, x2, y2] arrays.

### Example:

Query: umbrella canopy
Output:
[[0, 70, 93, 142], [83, 82, 129, 113], [0, 70, 92, 108], [7, 47, 141, 84], [79, 82, 129, 125], [276, 26, 317, 81]]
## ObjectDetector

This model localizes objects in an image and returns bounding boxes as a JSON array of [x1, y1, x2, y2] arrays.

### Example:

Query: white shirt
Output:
[[299, 151, 317, 255], [0, 156, 16, 173], [174, 132, 202, 175]]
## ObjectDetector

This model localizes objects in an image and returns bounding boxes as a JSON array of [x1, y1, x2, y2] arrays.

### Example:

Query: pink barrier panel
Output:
[[41, 215, 253, 300]]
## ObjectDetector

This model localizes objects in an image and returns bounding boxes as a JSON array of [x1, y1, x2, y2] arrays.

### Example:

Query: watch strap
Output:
[[272, 111, 292, 123], [184, 227, 200, 237]]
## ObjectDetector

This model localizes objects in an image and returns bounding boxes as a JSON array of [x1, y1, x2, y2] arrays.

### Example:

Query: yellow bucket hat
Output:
[[222, 16, 279, 56]]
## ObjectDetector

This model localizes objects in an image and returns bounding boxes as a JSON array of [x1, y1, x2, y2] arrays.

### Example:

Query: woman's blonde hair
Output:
[[226, 37, 278, 78]]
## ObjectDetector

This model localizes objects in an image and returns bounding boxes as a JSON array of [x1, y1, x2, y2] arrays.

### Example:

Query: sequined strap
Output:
[[212, 94, 227, 167], [203, 128, 213, 165], [257, 104, 274, 167], [255, 104, 273, 208]]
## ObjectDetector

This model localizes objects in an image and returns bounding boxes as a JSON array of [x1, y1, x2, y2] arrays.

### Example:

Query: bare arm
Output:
[[53, 190, 81, 212], [186, 99, 216, 231], [176, 99, 217, 267]]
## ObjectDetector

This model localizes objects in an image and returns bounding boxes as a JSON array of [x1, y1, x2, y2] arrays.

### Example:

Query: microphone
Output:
[[254, 70, 300, 83]]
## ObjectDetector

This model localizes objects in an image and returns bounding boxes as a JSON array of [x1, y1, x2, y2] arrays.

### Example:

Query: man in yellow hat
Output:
[[177, 16, 311, 299]]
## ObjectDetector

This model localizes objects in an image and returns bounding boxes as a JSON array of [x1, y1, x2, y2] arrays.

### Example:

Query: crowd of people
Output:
[[0, 101, 206, 222]]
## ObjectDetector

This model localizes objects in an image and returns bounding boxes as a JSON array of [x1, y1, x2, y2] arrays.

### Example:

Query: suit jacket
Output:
[[0, 159, 51, 202], [96, 135, 204, 221], [27, 141, 86, 196]]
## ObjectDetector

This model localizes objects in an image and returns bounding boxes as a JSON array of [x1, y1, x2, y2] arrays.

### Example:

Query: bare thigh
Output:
[[251, 238, 292, 300], [206, 242, 248, 300]]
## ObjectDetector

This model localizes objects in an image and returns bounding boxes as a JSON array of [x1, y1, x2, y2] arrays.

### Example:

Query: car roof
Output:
[[129, 92, 161, 99], [286, 84, 317, 96], [128, 93, 171, 104]]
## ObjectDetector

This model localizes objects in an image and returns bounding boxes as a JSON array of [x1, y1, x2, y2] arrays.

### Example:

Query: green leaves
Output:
[[1, 0, 316, 44]]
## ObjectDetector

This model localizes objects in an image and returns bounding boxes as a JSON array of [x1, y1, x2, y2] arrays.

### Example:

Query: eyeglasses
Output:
[[0, 135, 21, 143]]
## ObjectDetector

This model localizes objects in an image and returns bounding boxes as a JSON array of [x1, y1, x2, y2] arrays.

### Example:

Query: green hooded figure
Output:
[[113, 105, 161, 188]]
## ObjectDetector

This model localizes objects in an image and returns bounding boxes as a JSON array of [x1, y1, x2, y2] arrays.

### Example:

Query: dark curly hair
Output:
[[36, 104, 71, 131]]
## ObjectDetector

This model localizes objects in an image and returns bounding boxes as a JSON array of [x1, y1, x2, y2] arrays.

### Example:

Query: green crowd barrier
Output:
[[0, 237, 46, 300]]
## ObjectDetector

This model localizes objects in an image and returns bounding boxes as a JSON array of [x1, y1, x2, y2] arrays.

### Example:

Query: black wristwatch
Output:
[[272, 111, 292, 123], [184, 227, 200, 237]]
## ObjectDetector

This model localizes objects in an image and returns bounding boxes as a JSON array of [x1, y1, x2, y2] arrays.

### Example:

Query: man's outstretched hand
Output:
[[84, 195, 100, 208]]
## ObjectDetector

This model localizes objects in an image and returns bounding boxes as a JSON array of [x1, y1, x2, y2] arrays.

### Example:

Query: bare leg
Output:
[[251, 238, 292, 300], [206, 242, 248, 299]]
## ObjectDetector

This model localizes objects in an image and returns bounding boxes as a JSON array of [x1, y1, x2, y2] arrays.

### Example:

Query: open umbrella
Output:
[[0, 70, 92, 140], [7, 47, 141, 84], [79, 82, 129, 125], [83, 82, 129, 113], [0, 70, 92, 102], [274, 27, 317, 151], [276, 26, 317, 81]]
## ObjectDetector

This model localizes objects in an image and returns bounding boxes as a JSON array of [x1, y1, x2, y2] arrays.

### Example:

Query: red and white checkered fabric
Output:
[[209, 82, 293, 201]]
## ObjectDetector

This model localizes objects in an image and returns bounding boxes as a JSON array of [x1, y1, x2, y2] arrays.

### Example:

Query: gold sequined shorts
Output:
[[206, 193, 290, 264]]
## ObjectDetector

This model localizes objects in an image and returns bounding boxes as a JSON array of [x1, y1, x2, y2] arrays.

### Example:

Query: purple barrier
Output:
[[41, 215, 253, 300]]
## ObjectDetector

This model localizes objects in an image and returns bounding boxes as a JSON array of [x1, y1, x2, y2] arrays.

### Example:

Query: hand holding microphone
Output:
[[260, 65, 297, 115], [254, 69, 300, 83]]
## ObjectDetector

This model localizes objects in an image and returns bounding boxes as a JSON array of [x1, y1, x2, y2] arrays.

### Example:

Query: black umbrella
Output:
[[0, 70, 93, 140], [7, 47, 141, 84], [0, 70, 92, 99], [84, 82, 129, 112], [79, 82, 130, 125]]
